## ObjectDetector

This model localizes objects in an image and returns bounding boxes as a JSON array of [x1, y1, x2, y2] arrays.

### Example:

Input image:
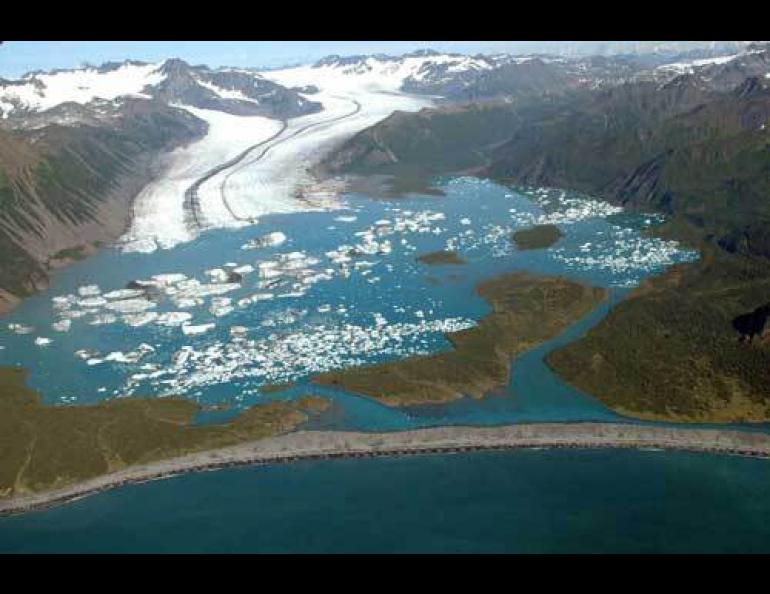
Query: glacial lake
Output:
[[0, 176, 698, 430]]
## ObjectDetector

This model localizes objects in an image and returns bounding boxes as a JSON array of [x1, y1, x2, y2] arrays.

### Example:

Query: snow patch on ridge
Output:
[[0, 62, 165, 115]]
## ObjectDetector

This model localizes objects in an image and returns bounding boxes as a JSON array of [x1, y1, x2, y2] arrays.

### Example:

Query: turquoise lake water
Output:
[[2, 177, 768, 552], [2, 449, 770, 553], [0, 178, 697, 429]]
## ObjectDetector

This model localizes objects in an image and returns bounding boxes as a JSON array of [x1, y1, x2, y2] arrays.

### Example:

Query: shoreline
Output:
[[2, 422, 770, 517]]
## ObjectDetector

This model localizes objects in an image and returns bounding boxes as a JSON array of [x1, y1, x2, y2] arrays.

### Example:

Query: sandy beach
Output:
[[2, 422, 770, 516]]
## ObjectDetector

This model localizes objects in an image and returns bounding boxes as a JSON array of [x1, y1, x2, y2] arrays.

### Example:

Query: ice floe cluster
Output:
[[552, 226, 698, 286], [516, 187, 624, 226], [122, 315, 477, 396], [2, 177, 703, 412]]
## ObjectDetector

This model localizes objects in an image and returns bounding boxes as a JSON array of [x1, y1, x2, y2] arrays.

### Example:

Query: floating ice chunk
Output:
[[282, 251, 307, 262], [258, 266, 283, 279], [86, 358, 103, 366], [89, 314, 118, 325], [198, 283, 241, 297], [104, 298, 156, 313], [460, 218, 471, 225], [205, 268, 229, 283], [78, 296, 108, 308], [250, 292, 274, 302], [233, 264, 254, 275], [34, 337, 52, 347], [123, 312, 159, 327], [210, 297, 234, 317], [172, 346, 194, 367], [105, 351, 137, 363], [182, 322, 216, 336], [103, 288, 146, 300], [230, 326, 248, 338], [172, 297, 204, 309], [176, 279, 202, 291], [75, 349, 99, 360], [335, 215, 357, 223], [9, 323, 34, 334], [241, 231, 287, 250], [77, 284, 101, 296], [156, 312, 193, 327], [151, 273, 188, 286], [52, 294, 77, 309]]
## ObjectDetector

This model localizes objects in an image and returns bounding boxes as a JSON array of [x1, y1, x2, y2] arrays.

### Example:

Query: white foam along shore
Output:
[[2, 422, 770, 516], [121, 64, 433, 253]]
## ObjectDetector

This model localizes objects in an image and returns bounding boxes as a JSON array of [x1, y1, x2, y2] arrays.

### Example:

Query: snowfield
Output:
[[0, 62, 165, 115], [121, 60, 435, 253]]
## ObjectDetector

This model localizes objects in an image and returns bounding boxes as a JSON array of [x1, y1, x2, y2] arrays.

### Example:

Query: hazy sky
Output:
[[0, 41, 741, 78]]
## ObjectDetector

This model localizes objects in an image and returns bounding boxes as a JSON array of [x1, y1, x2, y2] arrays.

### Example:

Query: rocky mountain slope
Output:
[[0, 99, 207, 312], [321, 44, 770, 252]]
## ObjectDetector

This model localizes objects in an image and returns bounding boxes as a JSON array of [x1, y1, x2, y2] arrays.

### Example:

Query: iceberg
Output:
[[182, 322, 216, 336], [77, 284, 101, 297], [123, 312, 159, 327], [241, 231, 287, 250], [156, 312, 193, 327], [104, 298, 156, 313], [103, 288, 146, 300], [52, 319, 72, 333]]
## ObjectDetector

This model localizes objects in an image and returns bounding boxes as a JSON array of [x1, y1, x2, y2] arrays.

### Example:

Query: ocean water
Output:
[[2, 449, 769, 553]]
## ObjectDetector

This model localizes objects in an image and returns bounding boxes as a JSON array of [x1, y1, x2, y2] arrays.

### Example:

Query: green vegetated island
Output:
[[314, 272, 606, 406], [512, 224, 563, 250], [416, 250, 466, 265]]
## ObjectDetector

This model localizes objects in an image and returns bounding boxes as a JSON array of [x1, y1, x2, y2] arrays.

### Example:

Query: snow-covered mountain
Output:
[[4, 45, 767, 127], [305, 50, 652, 100], [0, 58, 321, 125], [303, 45, 770, 101], [310, 50, 503, 90], [649, 43, 770, 91]]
